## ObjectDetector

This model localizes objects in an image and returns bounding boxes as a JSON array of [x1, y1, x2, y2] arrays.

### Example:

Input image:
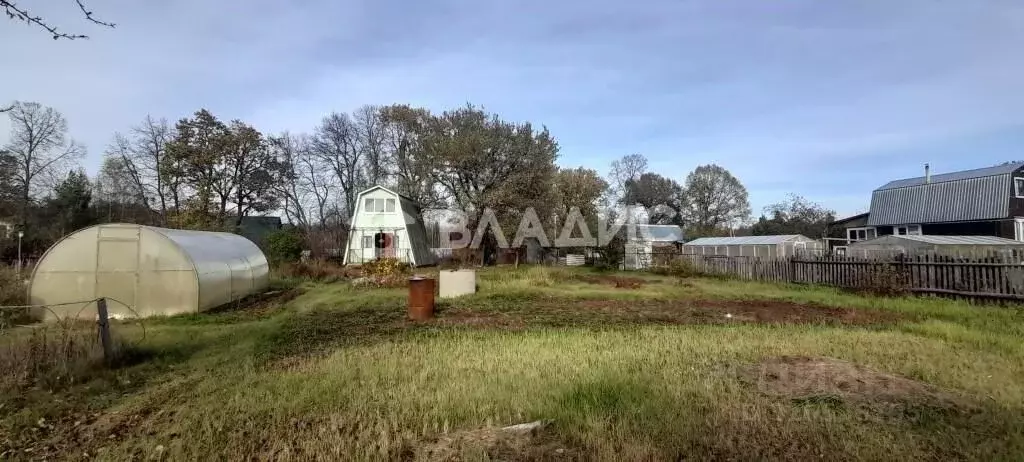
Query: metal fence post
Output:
[[96, 298, 113, 364]]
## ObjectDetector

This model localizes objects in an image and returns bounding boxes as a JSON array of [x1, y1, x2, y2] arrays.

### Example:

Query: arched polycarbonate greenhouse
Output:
[[29, 223, 270, 320]]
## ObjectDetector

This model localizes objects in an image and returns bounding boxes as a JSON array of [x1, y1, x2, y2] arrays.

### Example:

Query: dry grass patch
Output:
[[415, 425, 578, 462], [742, 356, 978, 423]]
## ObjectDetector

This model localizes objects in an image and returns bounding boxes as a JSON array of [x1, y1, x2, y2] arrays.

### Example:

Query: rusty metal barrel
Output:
[[408, 276, 436, 321]]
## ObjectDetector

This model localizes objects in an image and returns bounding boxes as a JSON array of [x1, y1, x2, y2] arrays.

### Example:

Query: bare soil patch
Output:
[[208, 288, 303, 317], [572, 274, 647, 289], [576, 299, 902, 326], [741, 356, 975, 420], [415, 426, 578, 461]]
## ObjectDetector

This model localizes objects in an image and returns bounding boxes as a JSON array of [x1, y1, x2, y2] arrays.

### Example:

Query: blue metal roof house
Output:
[[843, 163, 1024, 244]]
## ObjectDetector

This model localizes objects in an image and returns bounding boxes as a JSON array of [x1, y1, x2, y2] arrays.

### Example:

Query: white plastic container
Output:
[[439, 269, 477, 298]]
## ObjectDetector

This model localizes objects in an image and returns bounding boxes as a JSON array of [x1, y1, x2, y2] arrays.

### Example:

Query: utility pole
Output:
[[16, 230, 24, 274]]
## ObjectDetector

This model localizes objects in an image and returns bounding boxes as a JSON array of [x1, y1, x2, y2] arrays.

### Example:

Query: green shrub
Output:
[[861, 263, 910, 296], [274, 260, 358, 283], [0, 265, 29, 328], [362, 258, 411, 287], [650, 258, 699, 278], [264, 228, 305, 264], [593, 235, 625, 271]]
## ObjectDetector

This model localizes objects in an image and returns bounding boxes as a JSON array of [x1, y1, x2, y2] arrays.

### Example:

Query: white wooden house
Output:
[[343, 186, 436, 267]]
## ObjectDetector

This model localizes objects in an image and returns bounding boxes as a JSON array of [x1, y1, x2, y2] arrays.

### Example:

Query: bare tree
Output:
[[312, 112, 364, 219], [269, 133, 310, 228], [378, 104, 441, 208], [2, 0, 114, 41], [295, 137, 338, 226], [3, 102, 85, 229], [353, 105, 387, 187], [608, 153, 648, 202], [102, 134, 148, 206], [94, 155, 151, 224], [130, 116, 176, 217], [102, 117, 177, 225]]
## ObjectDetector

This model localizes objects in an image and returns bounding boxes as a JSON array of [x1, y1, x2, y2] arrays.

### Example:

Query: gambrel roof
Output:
[[868, 162, 1024, 226]]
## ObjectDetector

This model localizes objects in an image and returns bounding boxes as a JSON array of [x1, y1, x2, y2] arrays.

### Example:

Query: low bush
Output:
[[0, 265, 29, 328], [264, 228, 305, 264], [362, 258, 412, 287], [275, 260, 358, 283], [650, 258, 699, 278], [861, 263, 910, 296], [0, 319, 123, 394]]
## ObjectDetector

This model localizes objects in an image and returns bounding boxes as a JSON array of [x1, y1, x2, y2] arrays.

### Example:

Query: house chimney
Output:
[[925, 163, 931, 184]]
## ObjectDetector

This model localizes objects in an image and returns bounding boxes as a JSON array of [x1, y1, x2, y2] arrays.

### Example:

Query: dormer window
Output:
[[1015, 178, 1024, 198]]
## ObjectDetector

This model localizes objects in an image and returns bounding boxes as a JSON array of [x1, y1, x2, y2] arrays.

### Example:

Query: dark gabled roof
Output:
[[877, 162, 1024, 190], [830, 212, 869, 227]]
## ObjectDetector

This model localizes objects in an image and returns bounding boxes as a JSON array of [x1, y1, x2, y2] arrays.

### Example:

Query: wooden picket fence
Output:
[[672, 253, 1024, 300]]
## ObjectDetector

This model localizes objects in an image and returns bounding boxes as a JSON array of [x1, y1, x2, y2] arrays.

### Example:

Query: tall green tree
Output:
[[680, 164, 751, 236], [379, 104, 440, 208], [750, 194, 836, 238], [623, 172, 683, 224], [164, 109, 231, 230], [426, 104, 558, 225], [554, 167, 608, 219], [48, 169, 93, 236], [220, 120, 284, 226], [0, 150, 17, 218], [423, 104, 558, 260]]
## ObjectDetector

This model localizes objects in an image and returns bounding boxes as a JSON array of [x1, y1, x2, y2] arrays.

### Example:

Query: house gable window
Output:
[[362, 235, 373, 249], [895, 224, 922, 236], [847, 227, 877, 242], [1016, 178, 1024, 198], [363, 196, 397, 214]]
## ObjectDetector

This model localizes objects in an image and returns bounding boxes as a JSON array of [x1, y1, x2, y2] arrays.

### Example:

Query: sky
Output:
[[3, 0, 1024, 218]]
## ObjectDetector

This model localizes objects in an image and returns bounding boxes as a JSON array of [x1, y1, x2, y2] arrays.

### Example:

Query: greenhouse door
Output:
[[94, 229, 140, 317]]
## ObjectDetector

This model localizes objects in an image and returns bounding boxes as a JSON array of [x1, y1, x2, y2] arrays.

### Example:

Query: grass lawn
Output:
[[2, 266, 1023, 461]]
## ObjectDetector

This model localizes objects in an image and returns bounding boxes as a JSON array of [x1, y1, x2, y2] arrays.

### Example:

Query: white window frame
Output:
[[895, 224, 922, 236], [1015, 178, 1024, 198], [361, 235, 373, 249], [363, 197, 397, 214], [1015, 218, 1024, 242], [847, 227, 876, 242]]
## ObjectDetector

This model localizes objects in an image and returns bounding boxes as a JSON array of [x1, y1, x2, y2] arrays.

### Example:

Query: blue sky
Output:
[[3, 0, 1023, 218]]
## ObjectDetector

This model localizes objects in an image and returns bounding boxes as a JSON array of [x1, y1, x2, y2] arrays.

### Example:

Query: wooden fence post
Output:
[[96, 298, 113, 364], [788, 257, 797, 283]]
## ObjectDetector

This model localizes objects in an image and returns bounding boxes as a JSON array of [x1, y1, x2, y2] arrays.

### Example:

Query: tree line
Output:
[[1, 100, 839, 261]]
